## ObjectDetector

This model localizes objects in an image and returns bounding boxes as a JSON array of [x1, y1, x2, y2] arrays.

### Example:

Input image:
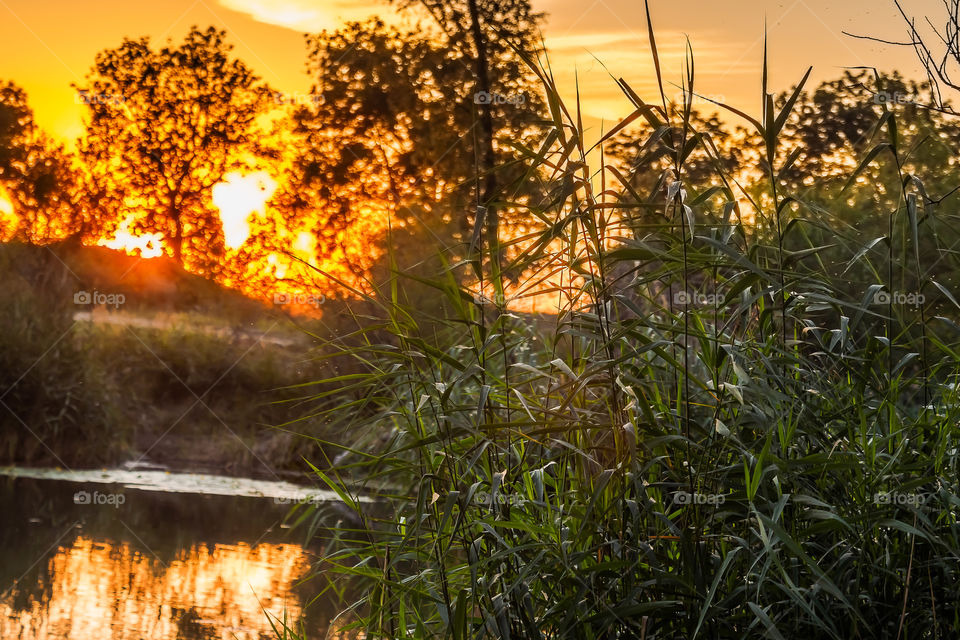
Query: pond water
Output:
[[0, 468, 361, 640]]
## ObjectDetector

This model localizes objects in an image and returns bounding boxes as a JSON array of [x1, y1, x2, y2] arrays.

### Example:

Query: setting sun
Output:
[[0, 190, 14, 239], [96, 215, 164, 258], [213, 171, 278, 250]]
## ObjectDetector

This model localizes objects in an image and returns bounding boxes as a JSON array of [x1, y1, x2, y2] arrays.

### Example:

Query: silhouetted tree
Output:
[[394, 0, 545, 253], [271, 20, 417, 281], [0, 81, 79, 242], [280, 9, 546, 275], [76, 26, 271, 271]]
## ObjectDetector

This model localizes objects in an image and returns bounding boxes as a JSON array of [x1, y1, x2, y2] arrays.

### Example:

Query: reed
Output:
[[290, 6, 960, 637]]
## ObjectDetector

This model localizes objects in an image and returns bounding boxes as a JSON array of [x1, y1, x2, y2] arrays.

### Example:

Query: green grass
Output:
[[290, 13, 960, 640]]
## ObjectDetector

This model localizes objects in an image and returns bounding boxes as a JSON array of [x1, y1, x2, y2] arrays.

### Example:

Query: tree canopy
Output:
[[76, 26, 271, 270], [279, 2, 547, 271], [0, 82, 78, 243]]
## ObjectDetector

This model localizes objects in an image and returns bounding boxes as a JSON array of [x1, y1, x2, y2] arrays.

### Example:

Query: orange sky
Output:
[[0, 0, 937, 144]]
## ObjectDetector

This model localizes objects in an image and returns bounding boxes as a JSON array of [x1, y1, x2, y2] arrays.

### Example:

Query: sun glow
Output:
[[96, 216, 165, 258], [0, 191, 15, 241], [0, 183, 21, 242], [213, 171, 278, 249]]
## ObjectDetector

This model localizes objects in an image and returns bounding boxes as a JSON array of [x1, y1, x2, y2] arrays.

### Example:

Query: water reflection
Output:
[[2, 537, 307, 639], [0, 475, 354, 640]]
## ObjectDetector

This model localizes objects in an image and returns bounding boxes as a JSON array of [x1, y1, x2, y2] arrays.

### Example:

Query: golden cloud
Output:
[[217, 0, 399, 32]]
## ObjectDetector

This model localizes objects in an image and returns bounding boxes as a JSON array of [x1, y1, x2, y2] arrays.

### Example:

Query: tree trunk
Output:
[[170, 202, 183, 265]]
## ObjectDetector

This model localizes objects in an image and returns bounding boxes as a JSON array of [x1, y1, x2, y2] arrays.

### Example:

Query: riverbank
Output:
[[0, 240, 360, 478]]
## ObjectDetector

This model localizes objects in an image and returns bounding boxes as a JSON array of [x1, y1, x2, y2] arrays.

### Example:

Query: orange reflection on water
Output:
[[1, 536, 311, 640]]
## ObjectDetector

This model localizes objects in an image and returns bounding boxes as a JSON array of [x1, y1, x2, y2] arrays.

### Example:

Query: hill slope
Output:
[[0, 240, 343, 478]]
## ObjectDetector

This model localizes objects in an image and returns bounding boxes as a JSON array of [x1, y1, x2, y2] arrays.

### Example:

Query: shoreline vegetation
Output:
[[284, 10, 960, 640]]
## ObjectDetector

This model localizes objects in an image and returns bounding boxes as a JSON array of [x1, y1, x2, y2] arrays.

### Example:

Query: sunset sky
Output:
[[0, 0, 937, 144]]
